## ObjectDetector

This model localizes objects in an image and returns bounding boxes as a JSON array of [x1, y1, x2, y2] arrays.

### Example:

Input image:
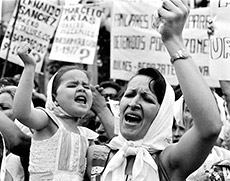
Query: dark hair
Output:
[[0, 86, 17, 99], [51, 65, 91, 100], [129, 68, 166, 105], [0, 77, 17, 87], [99, 81, 121, 92]]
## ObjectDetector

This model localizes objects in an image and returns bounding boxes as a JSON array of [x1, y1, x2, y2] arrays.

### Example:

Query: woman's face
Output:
[[55, 69, 93, 118], [0, 92, 15, 121], [119, 75, 160, 141]]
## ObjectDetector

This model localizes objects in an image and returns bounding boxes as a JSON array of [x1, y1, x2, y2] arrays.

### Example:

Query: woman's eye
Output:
[[0, 106, 10, 111], [145, 97, 154, 103], [124, 92, 134, 97]]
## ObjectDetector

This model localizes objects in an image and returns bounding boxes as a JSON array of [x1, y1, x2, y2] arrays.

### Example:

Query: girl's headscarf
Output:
[[45, 73, 73, 118], [45, 73, 98, 140], [101, 79, 175, 181]]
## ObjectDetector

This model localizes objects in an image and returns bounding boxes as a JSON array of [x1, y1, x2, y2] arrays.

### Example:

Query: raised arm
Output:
[[13, 42, 48, 130], [91, 85, 116, 140], [0, 111, 31, 157], [158, 0, 222, 178]]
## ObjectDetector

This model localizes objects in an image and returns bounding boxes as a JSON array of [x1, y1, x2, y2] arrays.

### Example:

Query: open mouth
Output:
[[75, 95, 87, 104], [124, 113, 142, 124]]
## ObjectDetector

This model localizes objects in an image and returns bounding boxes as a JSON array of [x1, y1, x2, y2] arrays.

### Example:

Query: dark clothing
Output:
[[90, 145, 170, 181]]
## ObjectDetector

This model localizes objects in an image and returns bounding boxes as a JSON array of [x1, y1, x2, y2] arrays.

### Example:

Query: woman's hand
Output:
[[158, 0, 189, 43]]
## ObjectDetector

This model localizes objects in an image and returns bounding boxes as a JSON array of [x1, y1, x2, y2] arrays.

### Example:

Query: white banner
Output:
[[110, 2, 220, 87], [183, 7, 219, 87], [0, 0, 62, 73], [110, 1, 167, 81], [49, 4, 102, 65], [209, 0, 230, 81]]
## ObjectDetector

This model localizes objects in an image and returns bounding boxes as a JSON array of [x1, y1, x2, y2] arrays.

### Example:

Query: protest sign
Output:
[[110, 2, 220, 87], [183, 7, 219, 87], [49, 4, 102, 65], [209, 0, 230, 81], [110, 1, 171, 82], [0, 0, 62, 73]]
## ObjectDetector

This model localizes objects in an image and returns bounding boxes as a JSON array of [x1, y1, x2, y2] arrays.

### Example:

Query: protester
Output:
[[99, 80, 121, 101], [0, 112, 31, 180], [0, 130, 13, 181], [13, 43, 117, 180], [0, 85, 32, 181], [13, 60, 95, 180], [85, 1, 222, 180]]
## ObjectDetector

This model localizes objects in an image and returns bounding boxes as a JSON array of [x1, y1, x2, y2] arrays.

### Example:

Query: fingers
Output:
[[159, 0, 189, 18], [91, 85, 104, 94], [17, 42, 32, 57]]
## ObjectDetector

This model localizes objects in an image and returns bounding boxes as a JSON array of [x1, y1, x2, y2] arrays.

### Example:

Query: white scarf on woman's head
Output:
[[101, 81, 175, 181], [45, 73, 73, 118]]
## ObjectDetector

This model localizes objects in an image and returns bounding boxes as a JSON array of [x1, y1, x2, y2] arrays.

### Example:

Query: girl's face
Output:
[[119, 75, 160, 141], [55, 69, 93, 118], [0, 92, 15, 121]]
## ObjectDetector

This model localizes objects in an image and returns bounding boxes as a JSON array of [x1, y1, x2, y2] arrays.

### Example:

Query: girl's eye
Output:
[[83, 85, 90, 89], [67, 84, 76, 88]]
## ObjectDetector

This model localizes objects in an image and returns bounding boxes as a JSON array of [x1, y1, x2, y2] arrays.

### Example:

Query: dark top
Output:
[[90, 145, 170, 181]]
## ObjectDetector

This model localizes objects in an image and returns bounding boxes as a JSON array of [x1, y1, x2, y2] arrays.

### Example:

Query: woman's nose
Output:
[[128, 97, 141, 109]]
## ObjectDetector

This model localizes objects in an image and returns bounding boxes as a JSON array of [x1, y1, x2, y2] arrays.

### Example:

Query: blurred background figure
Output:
[[99, 80, 121, 101], [90, 80, 122, 144], [0, 85, 31, 181], [13, 74, 46, 108]]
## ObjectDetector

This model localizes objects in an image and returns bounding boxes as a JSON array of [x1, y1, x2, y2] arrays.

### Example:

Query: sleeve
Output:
[[78, 126, 98, 140]]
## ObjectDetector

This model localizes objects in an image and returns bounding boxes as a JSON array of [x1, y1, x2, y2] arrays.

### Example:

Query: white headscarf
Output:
[[101, 80, 175, 181], [45, 73, 99, 140], [45, 73, 73, 118]]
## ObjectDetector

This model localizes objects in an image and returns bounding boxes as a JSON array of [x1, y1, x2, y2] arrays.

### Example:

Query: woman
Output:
[[86, 0, 222, 180], [0, 86, 31, 181]]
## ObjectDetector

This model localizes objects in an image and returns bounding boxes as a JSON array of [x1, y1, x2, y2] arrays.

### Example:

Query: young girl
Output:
[[13, 43, 99, 181]]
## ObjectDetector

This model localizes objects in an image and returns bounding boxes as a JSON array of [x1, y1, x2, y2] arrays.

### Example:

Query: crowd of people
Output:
[[1, 0, 230, 181]]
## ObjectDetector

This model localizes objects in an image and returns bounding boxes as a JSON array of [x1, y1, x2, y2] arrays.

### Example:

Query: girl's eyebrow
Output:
[[67, 80, 90, 85]]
